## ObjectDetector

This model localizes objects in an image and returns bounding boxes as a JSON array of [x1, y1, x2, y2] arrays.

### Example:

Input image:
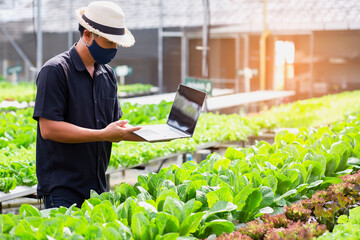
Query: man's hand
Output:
[[100, 120, 141, 142]]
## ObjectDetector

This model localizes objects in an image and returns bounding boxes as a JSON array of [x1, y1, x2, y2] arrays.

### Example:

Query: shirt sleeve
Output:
[[111, 69, 123, 121], [33, 65, 67, 122], [114, 95, 123, 120]]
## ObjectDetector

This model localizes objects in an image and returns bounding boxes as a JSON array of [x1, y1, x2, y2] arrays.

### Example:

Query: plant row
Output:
[[216, 169, 360, 240], [0, 99, 257, 192], [0, 80, 154, 104], [120, 101, 172, 125], [0, 81, 36, 103], [118, 83, 154, 95], [0, 101, 173, 150], [0, 147, 37, 193], [0, 108, 36, 150], [251, 90, 360, 129], [0, 101, 171, 150], [0, 111, 257, 192], [0, 113, 359, 239], [110, 113, 257, 168], [1, 90, 360, 193], [3, 89, 360, 151]]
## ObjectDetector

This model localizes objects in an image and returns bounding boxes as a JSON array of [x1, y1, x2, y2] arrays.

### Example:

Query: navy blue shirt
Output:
[[33, 45, 122, 207]]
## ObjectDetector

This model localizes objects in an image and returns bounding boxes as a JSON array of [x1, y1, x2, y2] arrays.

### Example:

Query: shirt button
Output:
[[95, 100, 97, 104], [96, 119, 99, 122]]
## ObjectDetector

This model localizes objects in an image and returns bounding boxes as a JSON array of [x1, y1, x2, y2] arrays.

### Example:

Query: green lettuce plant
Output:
[[317, 206, 360, 240], [252, 90, 360, 129], [0, 108, 36, 149]]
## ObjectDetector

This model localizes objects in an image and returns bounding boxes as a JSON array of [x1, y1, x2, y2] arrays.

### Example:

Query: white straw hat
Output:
[[76, 1, 135, 47]]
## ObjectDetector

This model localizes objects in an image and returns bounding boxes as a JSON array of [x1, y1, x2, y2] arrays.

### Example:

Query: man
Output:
[[33, 1, 143, 209]]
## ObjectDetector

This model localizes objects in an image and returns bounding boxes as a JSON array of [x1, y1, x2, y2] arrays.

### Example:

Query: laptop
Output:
[[133, 84, 206, 142]]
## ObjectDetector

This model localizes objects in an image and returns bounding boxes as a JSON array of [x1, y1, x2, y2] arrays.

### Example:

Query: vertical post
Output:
[[36, 0, 43, 74], [158, 0, 163, 93], [2, 59, 8, 79], [272, 36, 277, 90], [181, 32, 187, 84], [68, 0, 73, 49], [25, 60, 30, 82], [309, 32, 314, 98], [259, 0, 268, 90], [235, 34, 240, 92], [202, 0, 210, 78], [243, 34, 250, 92]]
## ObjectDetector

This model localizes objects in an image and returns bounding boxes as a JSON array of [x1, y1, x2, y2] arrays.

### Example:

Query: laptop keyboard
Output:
[[140, 125, 188, 138], [162, 127, 186, 138], [137, 129, 160, 137]]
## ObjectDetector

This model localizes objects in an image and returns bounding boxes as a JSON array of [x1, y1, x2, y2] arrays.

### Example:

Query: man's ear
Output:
[[83, 29, 93, 43]]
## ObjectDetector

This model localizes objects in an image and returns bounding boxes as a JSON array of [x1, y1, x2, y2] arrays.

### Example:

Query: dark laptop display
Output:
[[133, 84, 206, 142], [167, 84, 205, 134]]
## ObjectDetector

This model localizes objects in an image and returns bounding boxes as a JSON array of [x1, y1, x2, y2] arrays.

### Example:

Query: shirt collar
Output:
[[70, 44, 86, 72]]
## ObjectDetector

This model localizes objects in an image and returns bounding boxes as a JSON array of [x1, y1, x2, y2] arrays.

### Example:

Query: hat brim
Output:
[[76, 7, 135, 47]]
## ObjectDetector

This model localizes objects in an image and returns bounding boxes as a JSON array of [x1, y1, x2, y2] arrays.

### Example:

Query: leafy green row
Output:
[[110, 138, 197, 169], [0, 193, 203, 240], [0, 101, 169, 150], [0, 108, 36, 150], [1, 91, 359, 192], [110, 113, 258, 168], [1, 113, 359, 239], [0, 147, 37, 193], [118, 83, 153, 95], [0, 80, 153, 104], [0, 111, 257, 192], [2, 89, 360, 150], [252, 90, 360, 129], [120, 101, 172, 125], [0, 81, 37, 103]]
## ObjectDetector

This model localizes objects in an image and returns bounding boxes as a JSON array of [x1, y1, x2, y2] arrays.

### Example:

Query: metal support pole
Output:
[[260, 0, 269, 90], [158, 0, 163, 93], [2, 60, 8, 79], [202, 0, 210, 78], [36, 0, 43, 74], [68, 0, 74, 49], [181, 32, 188, 84], [309, 32, 314, 98], [235, 34, 240, 92], [243, 34, 250, 92]]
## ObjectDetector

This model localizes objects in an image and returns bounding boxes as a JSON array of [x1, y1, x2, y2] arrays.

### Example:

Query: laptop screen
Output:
[[167, 84, 206, 135]]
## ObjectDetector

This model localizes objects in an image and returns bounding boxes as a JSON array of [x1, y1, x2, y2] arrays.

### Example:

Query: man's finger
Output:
[[118, 119, 128, 126], [126, 126, 142, 132]]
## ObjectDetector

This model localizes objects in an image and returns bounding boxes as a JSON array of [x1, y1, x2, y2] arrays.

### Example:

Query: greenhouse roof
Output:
[[1, 0, 360, 39]]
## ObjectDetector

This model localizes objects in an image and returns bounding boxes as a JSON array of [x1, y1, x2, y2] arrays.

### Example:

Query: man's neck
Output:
[[75, 41, 95, 78]]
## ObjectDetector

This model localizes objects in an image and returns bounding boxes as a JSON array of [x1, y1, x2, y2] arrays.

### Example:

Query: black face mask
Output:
[[81, 34, 117, 64]]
